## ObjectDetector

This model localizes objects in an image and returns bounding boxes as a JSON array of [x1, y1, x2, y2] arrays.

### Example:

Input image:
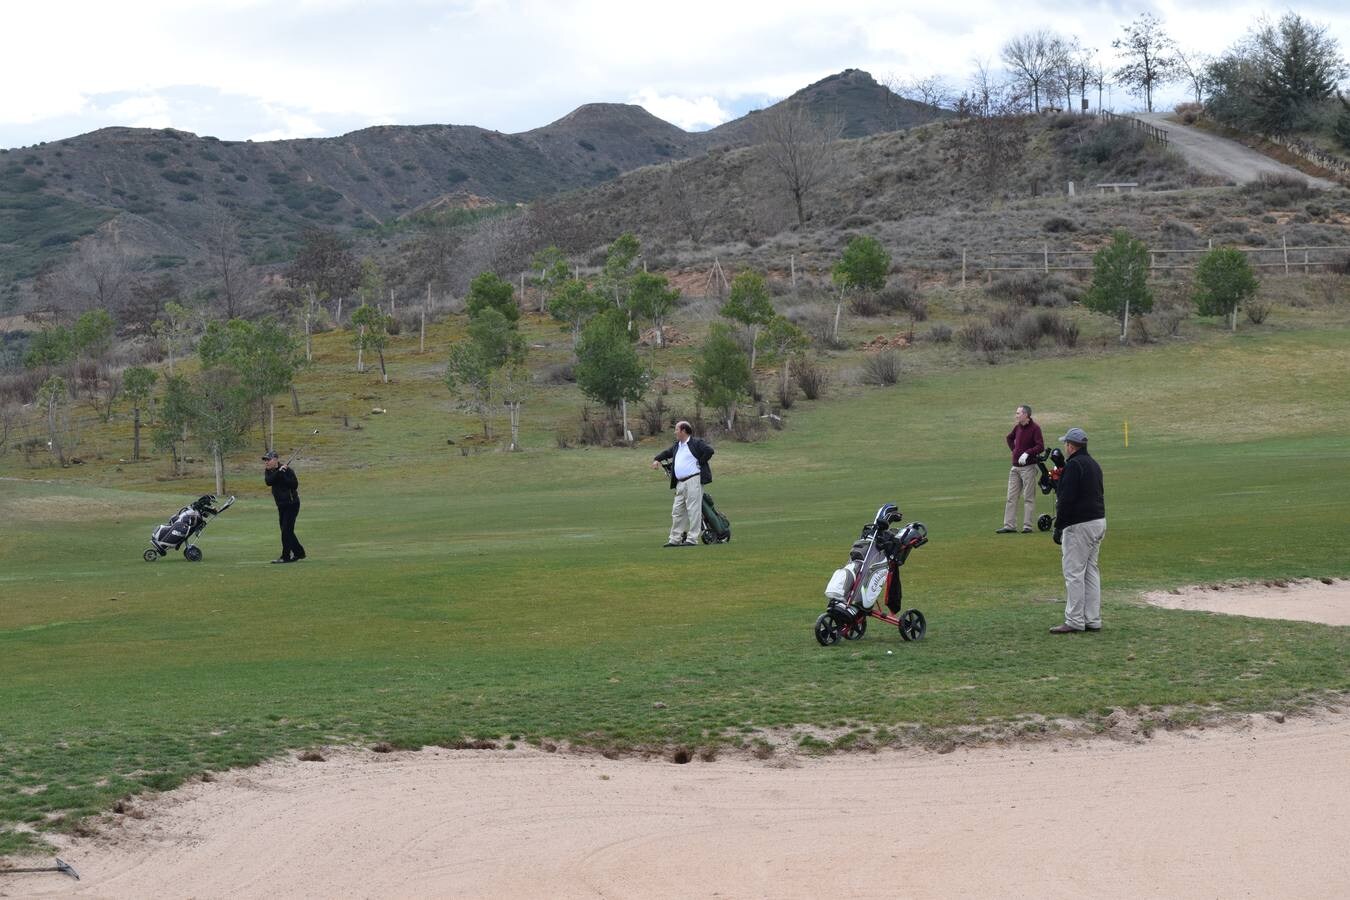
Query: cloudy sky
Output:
[[3, 0, 1347, 149]]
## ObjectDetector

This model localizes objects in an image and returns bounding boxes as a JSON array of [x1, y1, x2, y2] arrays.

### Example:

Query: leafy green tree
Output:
[[36, 375, 69, 466], [152, 374, 193, 476], [152, 300, 198, 374], [22, 326, 74, 369], [1193, 247, 1260, 331], [598, 233, 641, 312], [756, 315, 810, 403], [1085, 230, 1152, 341], [123, 366, 158, 461], [531, 245, 571, 314], [832, 236, 890, 342], [350, 303, 391, 381], [466, 271, 519, 323], [721, 270, 775, 369], [198, 317, 303, 445], [1252, 13, 1346, 134], [630, 271, 680, 349], [694, 324, 753, 430], [575, 308, 648, 443], [446, 308, 526, 440], [190, 367, 254, 495], [445, 340, 495, 439], [548, 279, 607, 348], [72, 309, 114, 359]]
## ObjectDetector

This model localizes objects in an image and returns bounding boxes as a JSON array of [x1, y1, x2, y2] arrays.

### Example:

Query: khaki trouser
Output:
[[1004, 465, 1038, 530], [669, 477, 704, 545], [1061, 518, 1107, 630]]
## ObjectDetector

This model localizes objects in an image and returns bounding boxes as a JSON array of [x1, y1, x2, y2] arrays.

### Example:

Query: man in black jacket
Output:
[[263, 450, 306, 564], [650, 420, 714, 547], [1050, 427, 1106, 633]]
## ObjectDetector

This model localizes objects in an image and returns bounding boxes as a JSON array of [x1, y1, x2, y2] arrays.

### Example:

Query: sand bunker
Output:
[[1145, 577, 1350, 626], [5, 579, 1348, 898]]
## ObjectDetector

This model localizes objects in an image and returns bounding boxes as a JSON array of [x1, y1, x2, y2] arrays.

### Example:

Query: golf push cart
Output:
[[143, 494, 235, 562], [814, 503, 930, 646]]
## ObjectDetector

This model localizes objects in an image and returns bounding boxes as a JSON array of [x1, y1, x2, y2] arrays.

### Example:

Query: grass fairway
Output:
[[2, 324, 1349, 854]]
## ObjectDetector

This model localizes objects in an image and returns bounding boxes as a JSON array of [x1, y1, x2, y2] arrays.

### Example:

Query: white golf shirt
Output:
[[673, 439, 699, 480]]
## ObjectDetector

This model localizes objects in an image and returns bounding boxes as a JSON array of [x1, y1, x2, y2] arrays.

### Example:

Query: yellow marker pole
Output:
[[1124, 420, 1129, 448]]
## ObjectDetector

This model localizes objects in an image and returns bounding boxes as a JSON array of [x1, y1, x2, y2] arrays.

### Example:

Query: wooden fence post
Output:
[[1283, 236, 1289, 275], [961, 248, 967, 288], [1043, 244, 1049, 273]]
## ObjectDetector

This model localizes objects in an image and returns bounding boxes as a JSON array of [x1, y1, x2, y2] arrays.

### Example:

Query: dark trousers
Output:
[[277, 501, 305, 560]]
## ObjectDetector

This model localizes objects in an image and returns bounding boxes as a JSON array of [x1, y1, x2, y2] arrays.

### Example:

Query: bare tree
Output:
[[204, 211, 256, 319], [1002, 30, 1066, 112], [40, 239, 135, 318], [1173, 47, 1212, 105], [662, 164, 707, 243], [903, 75, 955, 110], [955, 62, 1030, 187], [1113, 13, 1177, 112], [755, 102, 845, 228]]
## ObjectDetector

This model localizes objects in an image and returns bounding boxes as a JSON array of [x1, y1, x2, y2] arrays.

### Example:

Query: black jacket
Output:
[[265, 466, 300, 506], [1055, 448, 1104, 529], [654, 437, 714, 489]]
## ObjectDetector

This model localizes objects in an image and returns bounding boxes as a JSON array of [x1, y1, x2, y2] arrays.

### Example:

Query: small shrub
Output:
[[639, 396, 668, 436], [1175, 102, 1202, 125], [876, 281, 921, 313], [1010, 315, 1042, 350], [921, 323, 953, 343], [1055, 319, 1080, 347], [537, 362, 575, 385], [1245, 301, 1272, 324], [861, 350, 901, 385], [794, 357, 827, 400], [1210, 220, 1248, 235], [1043, 216, 1077, 233], [730, 414, 767, 442], [849, 293, 885, 317]]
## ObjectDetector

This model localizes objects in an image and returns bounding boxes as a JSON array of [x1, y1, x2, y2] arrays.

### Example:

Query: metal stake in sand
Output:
[[0, 857, 81, 880]]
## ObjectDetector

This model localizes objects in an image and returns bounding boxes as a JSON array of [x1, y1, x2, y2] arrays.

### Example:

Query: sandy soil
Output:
[[1145, 577, 1350, 626], [5, 581, 1347, 899]]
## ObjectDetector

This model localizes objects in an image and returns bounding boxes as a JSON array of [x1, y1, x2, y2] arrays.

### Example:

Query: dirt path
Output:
[[5, 583, 1347, 899], [1137, 113, 1339, 189]]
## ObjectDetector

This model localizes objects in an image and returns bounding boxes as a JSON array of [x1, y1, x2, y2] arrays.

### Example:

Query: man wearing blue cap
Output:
[[1049, 427, 1106, 633]]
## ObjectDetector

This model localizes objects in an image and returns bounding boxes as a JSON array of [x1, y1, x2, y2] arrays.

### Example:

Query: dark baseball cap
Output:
[[1058, 427, 1088, 444], [261, 449, 279, 461]]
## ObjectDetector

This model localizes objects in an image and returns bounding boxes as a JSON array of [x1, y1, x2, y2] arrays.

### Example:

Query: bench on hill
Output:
[[1096, 182, 1139, 193]]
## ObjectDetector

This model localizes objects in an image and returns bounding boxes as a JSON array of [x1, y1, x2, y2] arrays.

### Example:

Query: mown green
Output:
[[2, 323, 1348, 855]]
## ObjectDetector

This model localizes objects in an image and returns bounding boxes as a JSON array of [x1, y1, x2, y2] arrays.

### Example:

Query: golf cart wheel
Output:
[[183, 546, 203, 562], [843, 613, 867, 641], [898, 609, 927, 642], [701, 529, 714, 544], [143, 548, 159, 563], [814, 611, 842, 646], [1037, 514, 1054, 532]]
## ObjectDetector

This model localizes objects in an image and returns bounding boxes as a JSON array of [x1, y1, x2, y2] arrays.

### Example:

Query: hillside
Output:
[[0, 69, 944, 314]]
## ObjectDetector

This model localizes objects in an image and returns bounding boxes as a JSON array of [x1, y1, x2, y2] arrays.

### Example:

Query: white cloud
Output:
[[102, 95, 174, 130], [628, 90, 732, 130], [2, 0, 1349, 146]]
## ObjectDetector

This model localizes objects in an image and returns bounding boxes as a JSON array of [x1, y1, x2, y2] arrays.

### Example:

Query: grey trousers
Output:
[[669, 478, 704, 545], [1061, 518, 1107, 629], [1004, 465, 1038, 529]]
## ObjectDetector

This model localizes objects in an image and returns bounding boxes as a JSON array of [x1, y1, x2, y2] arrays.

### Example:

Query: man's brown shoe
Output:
[[1049, 624, 1082, 634], [1085, 625, 1102, 632]]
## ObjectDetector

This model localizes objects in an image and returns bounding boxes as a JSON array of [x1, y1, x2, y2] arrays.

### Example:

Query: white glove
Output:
[[1018, 452, 1028, 465]]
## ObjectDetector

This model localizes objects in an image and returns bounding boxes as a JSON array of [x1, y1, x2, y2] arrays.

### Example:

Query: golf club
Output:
[[284, 429, 321, 467], [0, 857, 80, 880]]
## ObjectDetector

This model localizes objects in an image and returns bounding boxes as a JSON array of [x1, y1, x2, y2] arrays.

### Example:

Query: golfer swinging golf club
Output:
[[263, 440, 308, 564]]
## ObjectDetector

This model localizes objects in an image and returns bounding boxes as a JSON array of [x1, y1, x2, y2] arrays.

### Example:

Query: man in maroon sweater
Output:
[[997, 404, 1045, 534]]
